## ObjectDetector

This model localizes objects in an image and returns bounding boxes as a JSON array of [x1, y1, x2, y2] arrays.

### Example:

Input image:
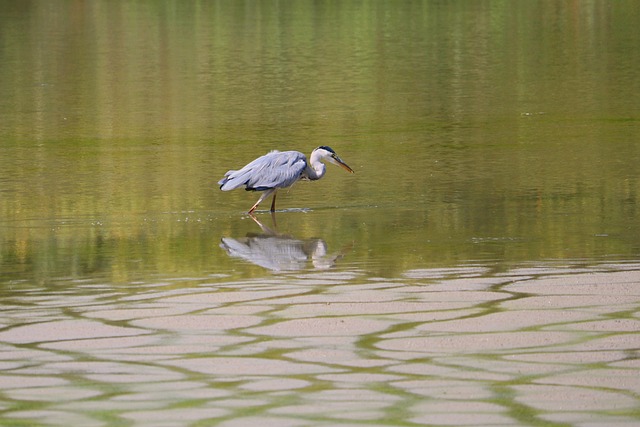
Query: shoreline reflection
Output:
[[220, 213, 345, 271]]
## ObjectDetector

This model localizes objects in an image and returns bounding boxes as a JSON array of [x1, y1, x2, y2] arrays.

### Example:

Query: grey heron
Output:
[[218, 146, 354, 213]]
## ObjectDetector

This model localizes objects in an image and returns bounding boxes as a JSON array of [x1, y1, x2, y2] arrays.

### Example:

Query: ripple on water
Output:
[[0, 319, 148, 345], [0, 262, 639, 426]]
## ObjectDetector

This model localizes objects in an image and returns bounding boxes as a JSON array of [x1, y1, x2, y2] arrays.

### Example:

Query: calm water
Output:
[[1, 1, 640, 426]]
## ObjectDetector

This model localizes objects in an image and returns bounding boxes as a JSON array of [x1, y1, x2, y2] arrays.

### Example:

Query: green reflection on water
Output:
[[1, 0, 639, 284]]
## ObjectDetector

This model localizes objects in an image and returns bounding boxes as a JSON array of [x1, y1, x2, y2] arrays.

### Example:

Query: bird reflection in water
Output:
[[220, 213, 346, 271]]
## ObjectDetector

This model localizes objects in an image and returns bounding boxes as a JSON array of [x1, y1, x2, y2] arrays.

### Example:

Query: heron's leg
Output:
[[270, 191, 278, 212], [248, 189, 274, 214]]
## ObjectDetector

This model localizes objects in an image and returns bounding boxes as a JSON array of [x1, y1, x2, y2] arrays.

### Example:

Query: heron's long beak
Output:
[[332, 154, 354, 173]]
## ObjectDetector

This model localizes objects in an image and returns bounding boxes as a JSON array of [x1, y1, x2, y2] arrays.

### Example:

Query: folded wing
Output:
[[219, 150, 308, 192]]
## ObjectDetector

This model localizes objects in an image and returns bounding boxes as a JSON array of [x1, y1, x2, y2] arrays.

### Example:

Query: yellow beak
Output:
[[332, 155, 354, 173]]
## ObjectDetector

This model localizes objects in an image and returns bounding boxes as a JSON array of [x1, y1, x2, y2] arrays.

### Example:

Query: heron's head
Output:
[[313, 146, 354, 174]]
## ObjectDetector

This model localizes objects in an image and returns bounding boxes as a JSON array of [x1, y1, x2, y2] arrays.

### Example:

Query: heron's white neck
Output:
[[306, 151, 327, 181]]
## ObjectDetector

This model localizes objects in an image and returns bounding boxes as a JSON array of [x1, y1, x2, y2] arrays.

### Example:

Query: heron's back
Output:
[[219, 150, 308, 191]]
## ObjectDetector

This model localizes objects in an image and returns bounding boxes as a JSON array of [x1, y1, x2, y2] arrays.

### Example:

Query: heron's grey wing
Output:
[[248, 151, 307, 190], [219, 151, 307, 191], [218, 152, 276, 190]]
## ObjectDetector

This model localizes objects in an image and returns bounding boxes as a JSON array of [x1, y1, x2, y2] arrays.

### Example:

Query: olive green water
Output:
[[1, 1, 640, 426]]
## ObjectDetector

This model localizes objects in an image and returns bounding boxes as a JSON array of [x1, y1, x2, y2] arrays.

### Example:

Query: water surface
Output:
[[1, 1, 639, 425]]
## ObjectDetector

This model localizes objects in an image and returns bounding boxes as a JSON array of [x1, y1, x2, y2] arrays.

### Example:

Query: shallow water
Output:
[[1, 1, 640, 425], [2, 261, 640, 426]]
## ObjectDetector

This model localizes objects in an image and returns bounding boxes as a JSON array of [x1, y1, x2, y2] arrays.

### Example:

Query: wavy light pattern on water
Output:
[[1, 262, 639, 426]]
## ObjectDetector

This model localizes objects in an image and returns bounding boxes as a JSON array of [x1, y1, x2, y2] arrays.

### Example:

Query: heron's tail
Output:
[[219, 170, 258, 191], [218, 170, 239, 191]]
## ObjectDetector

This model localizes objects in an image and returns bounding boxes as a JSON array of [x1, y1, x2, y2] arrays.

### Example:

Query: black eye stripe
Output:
[[316, 145, 335, 154]]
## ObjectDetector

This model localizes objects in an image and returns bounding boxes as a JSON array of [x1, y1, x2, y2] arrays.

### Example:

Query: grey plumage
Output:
[[218, 146, 354, 213], [219, 150, 308, 192]]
